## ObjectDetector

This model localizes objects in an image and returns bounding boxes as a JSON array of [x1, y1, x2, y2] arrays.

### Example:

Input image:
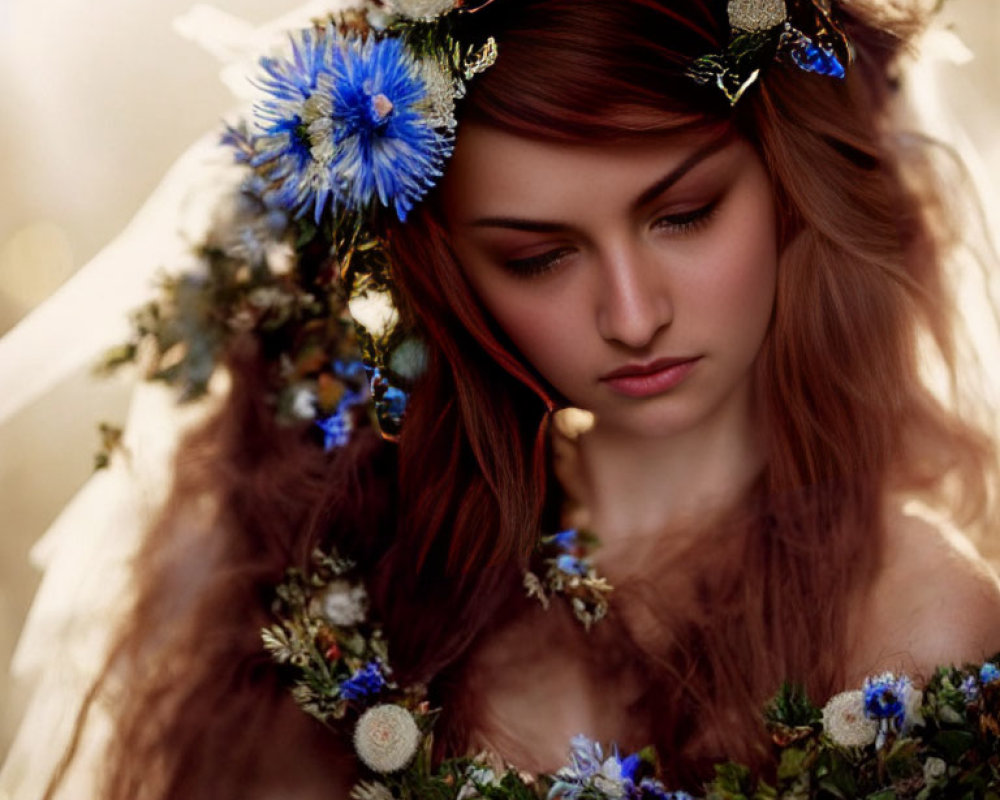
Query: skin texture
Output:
[[848, 501, 1000, 686]]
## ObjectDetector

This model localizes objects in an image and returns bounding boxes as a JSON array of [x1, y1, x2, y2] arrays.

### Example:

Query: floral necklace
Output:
[[263, 544, 1000, 800]]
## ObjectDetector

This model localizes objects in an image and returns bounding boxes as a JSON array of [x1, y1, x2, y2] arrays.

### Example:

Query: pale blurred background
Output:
[[0, 0, 997, 768]]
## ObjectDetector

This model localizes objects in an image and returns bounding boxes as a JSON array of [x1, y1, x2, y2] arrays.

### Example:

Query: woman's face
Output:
[[442, 122, 778, 438]]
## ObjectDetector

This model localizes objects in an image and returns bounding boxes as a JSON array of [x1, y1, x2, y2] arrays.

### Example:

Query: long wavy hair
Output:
[[52, 1, 997, 797]]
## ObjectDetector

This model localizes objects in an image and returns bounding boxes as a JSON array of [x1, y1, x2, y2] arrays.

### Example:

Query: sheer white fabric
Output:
[[0, 6, 339, 797], [0, 382, 216, 800]]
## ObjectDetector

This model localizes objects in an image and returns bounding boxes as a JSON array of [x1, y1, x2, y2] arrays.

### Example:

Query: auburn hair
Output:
[[52, 1, 996, 797]]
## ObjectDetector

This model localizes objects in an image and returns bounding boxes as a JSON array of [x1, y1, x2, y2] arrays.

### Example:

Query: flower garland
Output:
[[264, 549, 1000, 800], [523, 528, 613, 630]]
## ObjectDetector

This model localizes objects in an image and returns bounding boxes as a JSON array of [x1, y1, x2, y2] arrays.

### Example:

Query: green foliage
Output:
[[765, 683, 823, 729]]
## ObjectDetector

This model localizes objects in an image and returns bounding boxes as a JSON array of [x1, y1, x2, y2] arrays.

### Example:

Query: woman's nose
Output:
[[595, 242, 672, 349]]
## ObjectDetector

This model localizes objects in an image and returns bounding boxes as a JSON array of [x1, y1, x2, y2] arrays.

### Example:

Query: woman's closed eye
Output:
[[504, 246, 576, 277], [501, 199, 721, 278], [653, 198, 720, 235]]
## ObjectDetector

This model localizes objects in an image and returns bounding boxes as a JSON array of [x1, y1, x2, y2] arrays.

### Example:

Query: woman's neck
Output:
[[558, 391, 765, 567]]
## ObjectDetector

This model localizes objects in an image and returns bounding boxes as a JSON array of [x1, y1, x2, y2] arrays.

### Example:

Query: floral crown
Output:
[[105, 0, 851, 451], [690, 0, 852, 104]]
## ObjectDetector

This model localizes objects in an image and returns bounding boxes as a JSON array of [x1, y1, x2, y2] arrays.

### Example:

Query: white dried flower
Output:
[[351, 780, 395, 800], [923, 756, 947, 783], [389, 0, 456, 20], [902, 684, 925, 733], [590, 757, 629, 799], [728, 0, 787, 31], [265, 240, 296, 275], [417, 57, 460, 130], [261, 626, 294, 663], [317, 580, 368, 626], [248, 286, 292, 311], [289, 385, 317, 420], [366, 7, 392, 30], [354, 704, 421, 773], [822, 690, 878, 747], [348, 289, 399, 338], [457, 765, 500, 800]]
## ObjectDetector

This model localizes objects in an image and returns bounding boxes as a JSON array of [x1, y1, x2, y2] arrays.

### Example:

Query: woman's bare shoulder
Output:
[[847, 501, 1000, 685]]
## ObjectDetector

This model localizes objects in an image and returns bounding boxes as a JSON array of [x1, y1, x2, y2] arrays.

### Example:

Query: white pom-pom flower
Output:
[[822, 690, 878, 747], [354, 704, 421, 773], [389, 0, 456, 20]]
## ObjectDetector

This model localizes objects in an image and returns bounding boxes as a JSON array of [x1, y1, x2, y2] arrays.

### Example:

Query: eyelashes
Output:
[[504, 246, 575, 277], [654, 198, 720, 234], [502, 199, 721, 278]]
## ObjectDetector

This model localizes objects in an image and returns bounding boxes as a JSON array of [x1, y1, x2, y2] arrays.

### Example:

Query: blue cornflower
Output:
[[645, 786, 693, 800], [551, 529, 580, 551], [311, 35, 452, 220], [619, 753, 641, 784], [250, 26, 339, 221], [315, 365, 370, 451], [550, 736, 604, 799], [785, 33, 845, 79], [564, 734, 605, 781], [367, 367, 408, 428], [221, 122, 255, 164], [339, 660, 386, 702], [981, 662, 1000, 685], [315, 409, 354, 450], [863, 673, 910, 726], [333, 359, 369, 383], [382, 385, 408, 419], [551, 736, 679, 800], [556, 554, 588, 577], [961, 673, 981, 703]]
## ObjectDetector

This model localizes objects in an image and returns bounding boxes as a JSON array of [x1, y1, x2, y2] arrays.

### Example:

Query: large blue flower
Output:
[[250, 26, 339, 221], [312, 35, 452, 221]]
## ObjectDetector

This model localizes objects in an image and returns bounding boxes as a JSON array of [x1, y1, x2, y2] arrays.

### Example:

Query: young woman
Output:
[[41, 0, 1000, 797]]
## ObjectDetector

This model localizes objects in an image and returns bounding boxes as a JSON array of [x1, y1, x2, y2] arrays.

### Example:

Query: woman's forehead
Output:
[[442, 122, 742, 220]]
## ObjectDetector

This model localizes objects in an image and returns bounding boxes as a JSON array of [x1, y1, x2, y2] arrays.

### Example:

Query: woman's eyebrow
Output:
[[470, 217, 571, 232], [470, 131, 734, 232], [631, 131, 733, 211]]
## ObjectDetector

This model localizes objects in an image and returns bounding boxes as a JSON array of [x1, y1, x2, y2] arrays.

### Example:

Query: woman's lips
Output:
[[600, 356, 701, 398]]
